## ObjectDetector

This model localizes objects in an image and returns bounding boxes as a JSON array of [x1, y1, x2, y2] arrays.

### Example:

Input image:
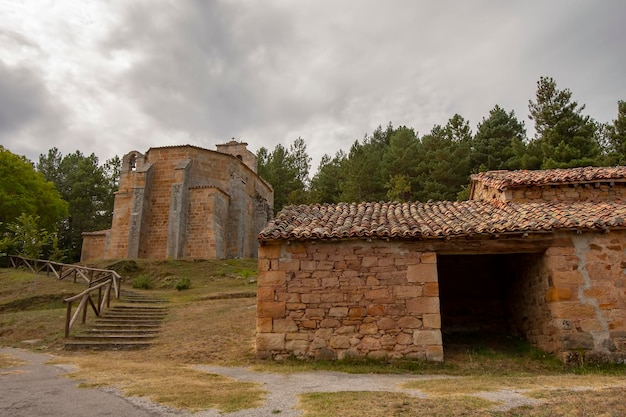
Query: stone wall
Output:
[[472, 183, 626, 203], [80, 231, 109, 261], [542, 231, 626, 362], [257, 230, 626, 363], [256, 240, 444, 361], [81, 144, 273, 261]]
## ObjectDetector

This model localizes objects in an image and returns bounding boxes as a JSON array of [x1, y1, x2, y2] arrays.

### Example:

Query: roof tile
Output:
[[258, 200, 626, 241]]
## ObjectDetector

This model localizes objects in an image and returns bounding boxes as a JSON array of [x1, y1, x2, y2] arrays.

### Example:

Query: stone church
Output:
[[81, 141, 273, 261], [256, 166, 626, 363]]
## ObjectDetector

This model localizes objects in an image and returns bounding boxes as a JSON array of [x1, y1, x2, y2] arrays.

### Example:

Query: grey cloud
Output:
[[0, 60, 56, 135]]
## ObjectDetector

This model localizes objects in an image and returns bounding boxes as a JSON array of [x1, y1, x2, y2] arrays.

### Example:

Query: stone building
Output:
[[256, 166, 626, 363], [81, 141, 273, 261]]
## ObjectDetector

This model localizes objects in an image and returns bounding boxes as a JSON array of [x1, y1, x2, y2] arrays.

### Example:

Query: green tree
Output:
[[341, 124, 393, 202], [604, 100, 626, 165], [414, 115, 471, 202], [470, 105, 527, 172], [0, 146, 68, 236], [309, 151, 346, 203], [528, 76, 601, 168], [257, 138, 311, 211], [37, 149, 120, 261], [381, 126, 419, 201], [0, 214, 56, 259]]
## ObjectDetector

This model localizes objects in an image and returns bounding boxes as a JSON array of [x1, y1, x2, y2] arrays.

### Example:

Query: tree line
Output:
[[259, 76, 626, 210], [1, 76, 624, 261], [0, 148, 120, 262]]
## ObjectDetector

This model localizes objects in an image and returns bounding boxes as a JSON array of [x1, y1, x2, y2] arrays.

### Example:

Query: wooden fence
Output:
[[7, 255, 122, 336]]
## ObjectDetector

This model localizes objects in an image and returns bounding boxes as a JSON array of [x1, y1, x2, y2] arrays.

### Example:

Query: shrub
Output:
[[131, 274, 153, 289], [175, 277, 191, 291]]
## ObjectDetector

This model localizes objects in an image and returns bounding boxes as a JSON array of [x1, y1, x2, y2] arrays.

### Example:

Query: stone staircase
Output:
[[64, 291, 168, 351]]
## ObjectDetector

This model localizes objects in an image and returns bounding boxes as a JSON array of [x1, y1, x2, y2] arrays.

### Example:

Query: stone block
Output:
[[559, 333, 594, 350], [285, 339, 310, 354], [423, 282, 439, 297], [407, 263, 438, 283], [387, 303, 406, 316], [305, 308, 325, 319], [257, 301, 286, 318], [421, 252, 437, 264], [549, 302, 596, 319], [398, 316, 422, 329], [360, 322, 379, 334], [321, 277, 340, 287], [406, 297, 440, 314], [551, 270, 583, 287], [397, 332, 413, 345], [315, 328, 334, 339], [259, 270, 286, 286], [259, 245, 282, 259], [422, 313, 441, 329], [359, 336, 381, 351], [256, 317, 273, 333], [321, 292, 343, 303], [330, 335, 351, 349], [279, 259, 300, 271], [256, 333, 285, 351], [413, 330, 442, 346], [366, 304, 385, 316], [426, 345, 444, 362], [301, 293, 321, 304], [349, 307, 366, 318], [394, 285, 422, 299], [301, 261, 317, 271], [274, 318, 298, 332], [257, 287, 275, 301], [320, 318, 341, 328], [377, 317, 396, 330], [365, 288, 390, 300], [328, 307, 348, 318], [545, 287, 572, 302]]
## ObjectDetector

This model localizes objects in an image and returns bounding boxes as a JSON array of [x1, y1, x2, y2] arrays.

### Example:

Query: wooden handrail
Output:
[[6, 255, 123, 337], [64, 280, 114, 337]]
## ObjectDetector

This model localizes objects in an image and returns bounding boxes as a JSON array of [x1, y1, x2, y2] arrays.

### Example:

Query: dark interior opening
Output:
[[437, 253, 544, 352]]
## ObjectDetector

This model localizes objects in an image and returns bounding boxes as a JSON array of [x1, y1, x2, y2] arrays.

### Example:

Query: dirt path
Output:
[[1, 347, 541, 417]]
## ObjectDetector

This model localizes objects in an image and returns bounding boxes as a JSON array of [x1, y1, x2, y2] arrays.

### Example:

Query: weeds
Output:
[[131, 274, 153, 289], [175, 277, 191, 291]]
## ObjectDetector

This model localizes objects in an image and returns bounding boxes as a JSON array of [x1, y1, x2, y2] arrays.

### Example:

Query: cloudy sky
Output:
[[1, 0, 625, 172]]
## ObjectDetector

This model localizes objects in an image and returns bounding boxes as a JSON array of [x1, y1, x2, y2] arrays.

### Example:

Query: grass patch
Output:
[[131, 274, 153, 289], [61, 354, 265, 413], [403, 374, 626, 395], [298, 391, 495, 417], [498, 387, 626, 416], [0, 352, 25, 368]]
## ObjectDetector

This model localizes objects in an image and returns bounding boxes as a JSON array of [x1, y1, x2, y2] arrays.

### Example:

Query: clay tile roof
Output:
[[471, 166, 626, 191], [258, 200, 626, 242]]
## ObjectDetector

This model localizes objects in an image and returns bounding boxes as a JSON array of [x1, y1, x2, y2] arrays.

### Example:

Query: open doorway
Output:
[[437, 253, 545, 354]]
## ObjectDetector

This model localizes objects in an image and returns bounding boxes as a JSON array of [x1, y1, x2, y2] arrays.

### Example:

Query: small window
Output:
[[236, 155, 243, 161], [129, 154, 137, 171]]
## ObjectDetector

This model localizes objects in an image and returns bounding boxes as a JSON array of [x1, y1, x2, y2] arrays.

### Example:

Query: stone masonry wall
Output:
[[82, 145, 273, 261], [80, 231, 109, 261], [184, 187, 230, 259], [533, 231, 626, 362], [472, 183, 626, 203], [256, 240, 443, 361]]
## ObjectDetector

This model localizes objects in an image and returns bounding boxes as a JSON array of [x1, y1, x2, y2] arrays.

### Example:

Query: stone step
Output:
[[65, 291, 168, 351], [94, 318, 163, 325], [100, 313, 167, 319], [84, 328, 161, 335], [64, 340, 152, 351], [70, 334, 157, 342]]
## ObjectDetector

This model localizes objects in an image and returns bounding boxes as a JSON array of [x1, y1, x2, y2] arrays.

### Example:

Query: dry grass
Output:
[[298, 391, 495, 417], [3, 262, 626, 416], [0, 352, 25, 368], [403, 374, 626, 395], [62, 354, 264, 412]]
